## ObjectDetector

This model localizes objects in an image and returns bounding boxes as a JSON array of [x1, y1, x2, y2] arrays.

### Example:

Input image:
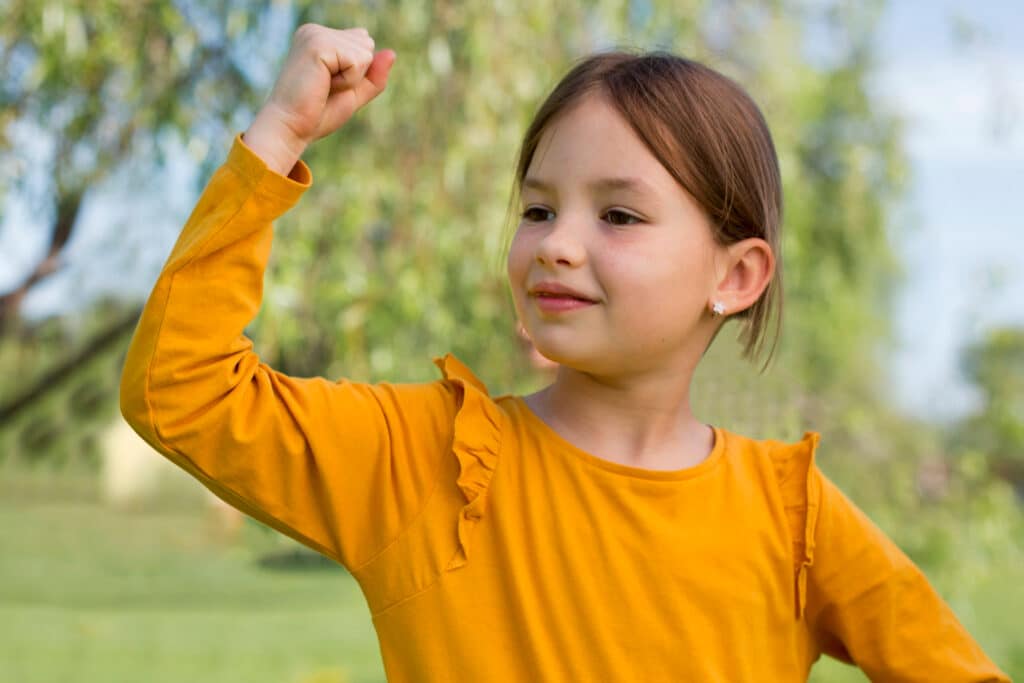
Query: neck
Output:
[[525, 355, 714, 471]]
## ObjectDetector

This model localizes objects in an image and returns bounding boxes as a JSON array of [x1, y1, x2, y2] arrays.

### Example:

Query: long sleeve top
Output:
[[119, 136, 1011, 682]]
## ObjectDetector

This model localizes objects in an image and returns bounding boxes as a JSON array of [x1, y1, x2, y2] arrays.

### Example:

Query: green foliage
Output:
[[0, 298, 133, 471], [951, 326, 1024, 493], [963, 327, 1024, 400], [0, 0, 269, 215], [960, 327, 1024, 455]]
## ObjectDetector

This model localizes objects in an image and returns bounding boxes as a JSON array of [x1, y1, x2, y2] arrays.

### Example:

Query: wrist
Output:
[[242, 107, 309, 176]]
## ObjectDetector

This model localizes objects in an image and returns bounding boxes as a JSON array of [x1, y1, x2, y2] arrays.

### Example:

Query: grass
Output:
[[2, 468, 1020, 682], [0, 469, 386, 683]]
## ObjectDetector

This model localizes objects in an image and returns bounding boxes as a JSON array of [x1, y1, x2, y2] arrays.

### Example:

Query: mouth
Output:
[[532, 292, 596, 303], [527, 282, 598, 303], [527, 282, 599, 313]]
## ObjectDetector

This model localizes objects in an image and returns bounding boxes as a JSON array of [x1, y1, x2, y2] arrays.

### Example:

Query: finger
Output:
[[350, 27, 374, 50], [333, 45, 375, 90], [344, 26, 373, 42], [328, 42, 376, 91], [329, 27, 374, 58]]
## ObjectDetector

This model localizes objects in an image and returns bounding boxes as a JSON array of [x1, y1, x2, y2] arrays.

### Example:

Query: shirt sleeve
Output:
[[804, 466, 1010, 682], [119, 135, 457, 572]]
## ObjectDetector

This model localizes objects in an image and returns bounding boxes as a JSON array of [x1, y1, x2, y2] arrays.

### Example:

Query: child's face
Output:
[[507, 93, 723, 377]]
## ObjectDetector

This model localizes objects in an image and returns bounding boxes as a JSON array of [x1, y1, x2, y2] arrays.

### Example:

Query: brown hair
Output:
[[510, 51, 783, 367]]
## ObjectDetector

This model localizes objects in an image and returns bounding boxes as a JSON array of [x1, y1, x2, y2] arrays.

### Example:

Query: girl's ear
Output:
[[712, 237, 774, 316]]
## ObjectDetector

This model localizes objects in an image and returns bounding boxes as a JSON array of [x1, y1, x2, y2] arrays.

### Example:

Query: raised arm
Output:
[[119, 27, 454, 571]]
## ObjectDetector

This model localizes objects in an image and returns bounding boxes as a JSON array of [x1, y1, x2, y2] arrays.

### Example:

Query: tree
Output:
[[0, 0, 270, 334], [954, 326, 1024, 491], [2, 0, 907, 464], [0, 0, 275, 465]]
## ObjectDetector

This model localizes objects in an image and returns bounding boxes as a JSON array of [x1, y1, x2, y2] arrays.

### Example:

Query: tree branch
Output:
[[0, 187, 84, 334], [0, 306, 142, 425]]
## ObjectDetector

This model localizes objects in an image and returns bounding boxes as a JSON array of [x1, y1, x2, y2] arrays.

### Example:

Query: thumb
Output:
[[351, 49, 396, 106]]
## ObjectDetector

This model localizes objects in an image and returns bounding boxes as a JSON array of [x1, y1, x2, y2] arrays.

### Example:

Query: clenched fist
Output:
[[243, 25, 396, 175]]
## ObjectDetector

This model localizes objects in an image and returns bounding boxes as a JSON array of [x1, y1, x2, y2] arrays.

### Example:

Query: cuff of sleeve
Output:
[[227, 133, 313, 204]]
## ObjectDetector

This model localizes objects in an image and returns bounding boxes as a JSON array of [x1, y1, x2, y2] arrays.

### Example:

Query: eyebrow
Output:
[[522, 175, 657, 197]]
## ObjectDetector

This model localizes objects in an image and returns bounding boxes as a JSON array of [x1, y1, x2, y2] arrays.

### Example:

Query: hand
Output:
[[243, 25, 396, 175]]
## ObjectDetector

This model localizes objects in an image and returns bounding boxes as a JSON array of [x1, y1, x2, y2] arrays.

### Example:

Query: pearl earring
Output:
[[711, 301, 727, 317]]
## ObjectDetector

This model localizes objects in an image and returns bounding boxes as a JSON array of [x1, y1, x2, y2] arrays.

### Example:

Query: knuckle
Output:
[[351, 27, 373, 45], [294, 23, 319, 40], [307, 39, 329, 61]]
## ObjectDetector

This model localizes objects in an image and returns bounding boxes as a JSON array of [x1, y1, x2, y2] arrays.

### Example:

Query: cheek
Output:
[[506, 231, 534, 323], [506, 230, 532, 286], [605, 240, 713, 311]]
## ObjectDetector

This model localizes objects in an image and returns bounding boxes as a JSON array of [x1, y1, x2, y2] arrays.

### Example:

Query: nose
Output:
[[534, 214, 587, 268]]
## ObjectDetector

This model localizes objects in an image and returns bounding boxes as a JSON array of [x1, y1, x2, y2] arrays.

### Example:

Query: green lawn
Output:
[[2, 470, 1019, 682], [0, 471, 386, 683]]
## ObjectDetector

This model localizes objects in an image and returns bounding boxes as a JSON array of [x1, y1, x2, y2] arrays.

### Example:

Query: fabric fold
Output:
[[771, 430, 822, 619], [433, 354, 502, 571]]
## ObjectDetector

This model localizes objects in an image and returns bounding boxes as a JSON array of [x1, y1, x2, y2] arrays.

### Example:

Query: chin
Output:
[[520, 319, 616, 374], [527, 338, 571, 364], [530, 341, 610, 376]]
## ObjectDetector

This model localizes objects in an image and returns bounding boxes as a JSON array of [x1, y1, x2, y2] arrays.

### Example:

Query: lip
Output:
[[528, 281, 598, 302], [527, 281, 599, 314]]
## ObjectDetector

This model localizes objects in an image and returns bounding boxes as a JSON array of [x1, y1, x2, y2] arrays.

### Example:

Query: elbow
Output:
[[119, 336, 153, 435], [118, 373, 140, 430]]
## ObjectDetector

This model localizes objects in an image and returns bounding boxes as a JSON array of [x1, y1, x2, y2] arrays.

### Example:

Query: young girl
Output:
[[120, 25, 1009, 682]]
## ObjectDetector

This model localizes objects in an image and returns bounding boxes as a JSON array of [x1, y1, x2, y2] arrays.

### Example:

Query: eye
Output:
[[604, 209, 641, 226], [520, 206, 554, 222]]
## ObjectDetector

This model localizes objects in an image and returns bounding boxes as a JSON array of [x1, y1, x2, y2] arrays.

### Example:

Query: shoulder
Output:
[[429, 355, 505, 539], [372, 354, 509, 427], [429, 354, 509, 435], [719, 428, 823, 497], [718, 429, 824, 539]]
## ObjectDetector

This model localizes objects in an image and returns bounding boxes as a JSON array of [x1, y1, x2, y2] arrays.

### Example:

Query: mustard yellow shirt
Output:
[[120, 136, 1009, 682]]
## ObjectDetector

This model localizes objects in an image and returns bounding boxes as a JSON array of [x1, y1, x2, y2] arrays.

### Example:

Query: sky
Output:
[[1, 1, 1021, 422], [871, 0, 1023, 419]]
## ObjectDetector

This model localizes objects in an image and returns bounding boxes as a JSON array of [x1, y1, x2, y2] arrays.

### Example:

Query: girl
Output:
[[120, 25, 1009, 682]]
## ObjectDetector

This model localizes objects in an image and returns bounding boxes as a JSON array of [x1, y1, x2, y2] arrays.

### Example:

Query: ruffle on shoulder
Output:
[[770, 431, 822, 620], [433, 354, 502, 572]]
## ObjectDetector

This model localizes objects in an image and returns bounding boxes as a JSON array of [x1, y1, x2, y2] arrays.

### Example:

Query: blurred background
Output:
[[1, 1, 1021, 681]]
